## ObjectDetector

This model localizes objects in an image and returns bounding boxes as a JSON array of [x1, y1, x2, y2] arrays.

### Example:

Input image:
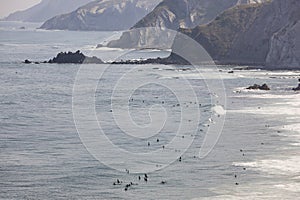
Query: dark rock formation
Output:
[[24, 60, 40, 64], [247, 84, 270, 90], [293, 79, 300, 91], [3, 0, 92, 22], [40, 0, 162, 31], [24, 59, 32, 64], [48, 50, 103, 64], [111, 53, 190, 65], [293, 84, 300, 91]]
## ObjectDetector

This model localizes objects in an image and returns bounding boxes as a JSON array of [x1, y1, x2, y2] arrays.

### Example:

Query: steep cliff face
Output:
[[3, 0, 92, 22], [133, 0, 239, 30], [40, 0, 162, 31], [266, 21, 300, 69], [182, 0, 300, 68], [107, 0, 266, 49]]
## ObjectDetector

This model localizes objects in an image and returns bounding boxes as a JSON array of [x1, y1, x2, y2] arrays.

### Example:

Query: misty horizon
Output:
[[0, 0, 41, 18]]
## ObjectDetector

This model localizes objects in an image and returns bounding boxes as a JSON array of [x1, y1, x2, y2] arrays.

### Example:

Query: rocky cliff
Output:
[[3, 0, 92, 22], [181, 0, 300, 68], [266, 20, 300, 69], [40, 0, 162, 31], [133, 0, 238, 30], [107, 0, 266, 49]]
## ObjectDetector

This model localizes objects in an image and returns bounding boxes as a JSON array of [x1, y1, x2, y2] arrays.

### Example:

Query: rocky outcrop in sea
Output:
[[247, 84, 270, 90], [24, 51, 103, 64]]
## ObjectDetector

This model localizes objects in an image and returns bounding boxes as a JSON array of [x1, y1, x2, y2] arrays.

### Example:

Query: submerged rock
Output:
[[247, 84, 270, 90]]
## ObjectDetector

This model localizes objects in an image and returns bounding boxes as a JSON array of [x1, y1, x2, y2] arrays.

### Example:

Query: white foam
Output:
[[274, 183, 300, 193], [93, 46, 127, 51], [231, 94, 300, 170], [229, 93, 300, 117], [192, 184, 300, 200], [212, 105, 226, 115], [227, 90, 300, 199], [232, 70, 300, 80], [189, 71, 300, 200], [233, 155, 300, 175], [281, 124, 300, 133]]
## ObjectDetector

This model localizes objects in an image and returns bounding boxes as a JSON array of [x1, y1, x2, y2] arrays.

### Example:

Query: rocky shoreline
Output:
[[23, 50, 299, 71], [24, 50, 186, 65], [23, 50, 300, 93]]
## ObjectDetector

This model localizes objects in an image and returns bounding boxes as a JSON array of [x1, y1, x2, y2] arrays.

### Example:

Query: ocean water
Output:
[[0, 22, 299, 199]]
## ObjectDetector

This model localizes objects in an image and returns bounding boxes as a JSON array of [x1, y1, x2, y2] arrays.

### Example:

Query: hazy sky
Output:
[[0, 0, 41, 18]]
